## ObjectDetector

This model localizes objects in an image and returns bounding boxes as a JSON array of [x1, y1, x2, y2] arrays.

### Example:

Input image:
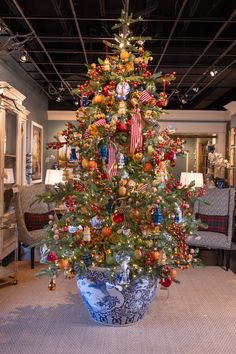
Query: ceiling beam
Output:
[[177, 9, 236, 88], [2, 16, 236, 23], [68, 0, 88, 65], [11, 0, 73, 96], [153, 0, 188, 72]]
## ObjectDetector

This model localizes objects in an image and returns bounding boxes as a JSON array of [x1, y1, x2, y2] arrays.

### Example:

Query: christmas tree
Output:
[[40, 12, 204, 290]]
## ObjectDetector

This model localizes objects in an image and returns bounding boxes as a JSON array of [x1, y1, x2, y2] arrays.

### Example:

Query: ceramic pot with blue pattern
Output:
[[76, 268, 159, 326]]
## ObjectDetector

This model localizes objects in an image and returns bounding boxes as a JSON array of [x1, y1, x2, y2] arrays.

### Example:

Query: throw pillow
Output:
[[196, 213, 228, 235], [24, 211, 54, 231]]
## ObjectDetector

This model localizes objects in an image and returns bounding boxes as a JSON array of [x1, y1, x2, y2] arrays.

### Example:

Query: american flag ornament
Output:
[[140, 90, 153, 103], [84, 118, 106, 139], [130, 108, 143, 154]]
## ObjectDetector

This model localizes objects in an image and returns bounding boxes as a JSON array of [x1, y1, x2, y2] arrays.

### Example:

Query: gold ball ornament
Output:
[[91, 63, 96, 69], [134, 249, 142, 260], [92, 94, 104, 105], [118, 186, 127, 197], [120, 51, 130, 61], [81, 158, 88, 168], [133, 152, 143, 163], [102, 58, 111, 72]]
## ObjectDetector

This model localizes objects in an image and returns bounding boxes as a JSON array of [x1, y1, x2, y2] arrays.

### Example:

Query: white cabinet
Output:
[[0, 82, 29, 285]]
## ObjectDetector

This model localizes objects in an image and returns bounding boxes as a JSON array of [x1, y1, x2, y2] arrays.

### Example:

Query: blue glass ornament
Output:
[[116, 82, 130, 96], [98, 144, 108, 160], [105, 114, 111, 123], [81, 96, 87, 107], [83, 251, 92, 267], [122, 170, 129, 179], [152, 208, 163, 225], [69, 148, 78, 162], [68, 225, 79, 233], [106, 200, 114, 213], [175, 206, 183, 223], [90, 215, 103, 229], [117, 153, 125, 168]]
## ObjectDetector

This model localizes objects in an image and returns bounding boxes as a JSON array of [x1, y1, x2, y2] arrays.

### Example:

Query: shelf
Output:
[[4, 154, 16, 157]]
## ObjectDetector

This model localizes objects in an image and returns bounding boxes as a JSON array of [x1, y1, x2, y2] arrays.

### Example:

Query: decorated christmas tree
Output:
[[40, 12, 204, 301]]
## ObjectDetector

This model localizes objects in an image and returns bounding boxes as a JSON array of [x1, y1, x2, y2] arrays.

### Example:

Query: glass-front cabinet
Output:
[[0, 82, 29, 285]]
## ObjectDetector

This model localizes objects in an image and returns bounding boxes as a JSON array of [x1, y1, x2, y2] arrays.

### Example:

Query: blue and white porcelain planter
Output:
[[76, 268, 159, 326]]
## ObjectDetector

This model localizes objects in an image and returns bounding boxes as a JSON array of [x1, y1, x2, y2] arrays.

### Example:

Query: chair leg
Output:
[[225, 250, 231, 271], [18, 242, 22, 260], [31, 247, 35, 269]]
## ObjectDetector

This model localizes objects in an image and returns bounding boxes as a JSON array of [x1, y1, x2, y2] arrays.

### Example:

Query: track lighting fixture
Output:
[[56, 96, 61, 103], [74, 99, 79, 106], [210, 69, 218, 77], [20, 51, 27, 63], [192, 87, 199, 93], [180, 95, 188, 105]]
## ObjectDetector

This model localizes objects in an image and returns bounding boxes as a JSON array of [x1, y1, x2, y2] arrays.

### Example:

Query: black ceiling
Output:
[[1, 0, 236, 111]]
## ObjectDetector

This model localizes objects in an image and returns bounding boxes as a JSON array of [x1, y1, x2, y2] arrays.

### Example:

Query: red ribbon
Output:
[[129, 108, 143, 154]]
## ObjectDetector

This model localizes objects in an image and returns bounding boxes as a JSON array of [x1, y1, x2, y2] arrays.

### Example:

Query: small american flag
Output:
[[130, 109, 143, 154], [84, 119, 106, 138], [106, 143, 117, 183], [140, 90, 153, 103], [137, 184, 148, 192]]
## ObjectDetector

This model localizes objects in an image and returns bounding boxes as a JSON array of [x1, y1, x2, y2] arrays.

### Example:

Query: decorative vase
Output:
[[76, 268, 159, 326], [69, 148, 78, 162]]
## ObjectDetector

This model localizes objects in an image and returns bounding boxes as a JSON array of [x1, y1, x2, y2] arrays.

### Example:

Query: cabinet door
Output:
[[3, 110, 18, 214]]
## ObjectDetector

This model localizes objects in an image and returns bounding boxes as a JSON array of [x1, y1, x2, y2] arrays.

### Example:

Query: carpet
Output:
[[1, 263, 236, 354]]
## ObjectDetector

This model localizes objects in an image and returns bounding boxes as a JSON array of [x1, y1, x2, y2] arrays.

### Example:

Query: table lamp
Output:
[[45, 169, 64, 185], [180, 172, 204, 188]]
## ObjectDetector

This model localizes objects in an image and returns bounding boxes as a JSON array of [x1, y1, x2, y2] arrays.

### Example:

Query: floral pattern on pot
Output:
[[76, 269, 159, 326]]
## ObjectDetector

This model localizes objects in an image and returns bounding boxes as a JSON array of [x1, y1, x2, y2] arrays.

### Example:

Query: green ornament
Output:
[[146, 81, 156, 94]]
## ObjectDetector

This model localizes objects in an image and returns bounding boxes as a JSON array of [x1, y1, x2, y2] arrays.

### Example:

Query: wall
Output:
[[0, 52, 48, 180], [172, 138, 197, 180]]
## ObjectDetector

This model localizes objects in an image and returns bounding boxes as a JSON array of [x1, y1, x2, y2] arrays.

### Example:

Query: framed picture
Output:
[[31, 121, 43, 183]]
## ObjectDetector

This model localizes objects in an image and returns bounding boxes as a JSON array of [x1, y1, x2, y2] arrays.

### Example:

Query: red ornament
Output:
[[47, 251, 58, 263], [113, 213, 124, 223], [116, 121, 128, 133], [160, 276, 172, 288], [102, 85, 110, 97]]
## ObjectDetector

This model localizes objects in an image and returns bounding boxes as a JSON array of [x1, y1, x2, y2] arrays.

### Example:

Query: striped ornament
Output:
[[130, 109, 143, 154]]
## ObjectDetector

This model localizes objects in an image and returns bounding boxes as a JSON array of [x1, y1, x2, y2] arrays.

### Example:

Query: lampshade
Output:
[[180, 172, 204, 188], [45, 169, 64, 185], [4, 168, 15, 184]]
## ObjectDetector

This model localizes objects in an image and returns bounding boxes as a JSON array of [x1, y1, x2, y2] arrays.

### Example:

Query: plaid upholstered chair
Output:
[[187, 188, 235, 271], [15, 184, 54, 269]]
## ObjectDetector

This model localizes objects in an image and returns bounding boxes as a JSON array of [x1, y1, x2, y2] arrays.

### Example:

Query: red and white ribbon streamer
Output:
[[137, 184, 148, 192], [106, 143, 117, 183], [130, 108, 143, 154]]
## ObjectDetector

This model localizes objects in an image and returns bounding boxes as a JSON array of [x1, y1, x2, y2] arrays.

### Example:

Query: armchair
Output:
[[188, 188, 235, 270], [14, 184, 54, 269]]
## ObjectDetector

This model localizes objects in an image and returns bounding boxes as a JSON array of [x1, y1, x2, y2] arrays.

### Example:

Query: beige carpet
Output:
[[1, 263, 236, 354]]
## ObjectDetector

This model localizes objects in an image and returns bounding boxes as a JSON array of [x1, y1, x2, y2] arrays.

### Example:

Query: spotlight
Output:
[[56, 96, 61, 103], [180, 94, 188, 105], [192, 87, 199, 93], [74, 99, 79, 106], [20, 51, 27, 63], [210, 69, 218, 77]]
